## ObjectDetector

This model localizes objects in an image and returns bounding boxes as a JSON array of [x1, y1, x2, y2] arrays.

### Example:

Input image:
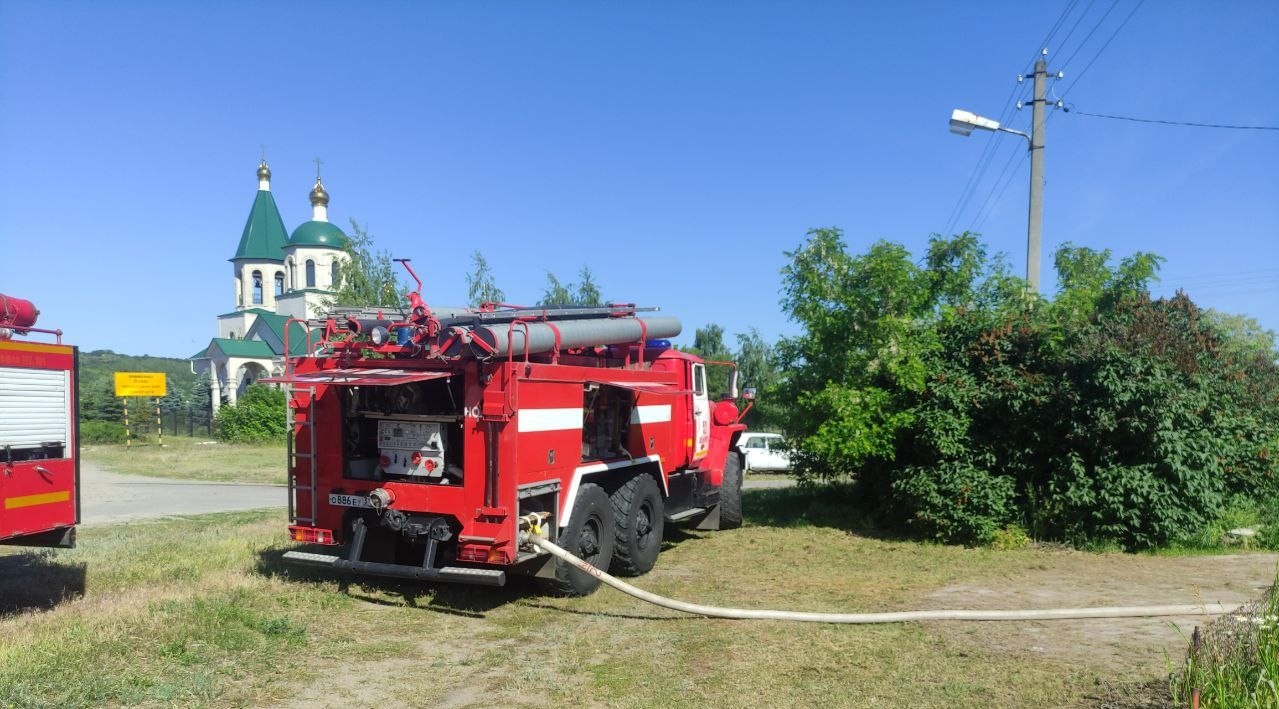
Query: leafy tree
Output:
[[540, 272, 573, 305], [214, 384, 286, 443], [1202, 310, 1278, 364], [575, 267, 602, 306], [538, 267, 604, 306], [689, 323, 725, 358], [775, 227, 942, 480], [327, 220, 404, 308], [685, 323, 734, 397], [466, 251, 505, 306], [733, 328, 781, 429]]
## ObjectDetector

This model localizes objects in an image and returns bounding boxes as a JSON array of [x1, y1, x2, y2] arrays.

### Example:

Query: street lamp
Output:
[[948, 109, 1030, 144], [949, 106, 1043, 293]]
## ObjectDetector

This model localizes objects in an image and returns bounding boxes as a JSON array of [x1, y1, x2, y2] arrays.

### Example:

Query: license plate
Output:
[[328, 493, 372, 508]]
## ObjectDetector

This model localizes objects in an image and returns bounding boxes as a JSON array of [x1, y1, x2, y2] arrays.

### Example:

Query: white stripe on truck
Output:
[[517, 408, 583, 433]]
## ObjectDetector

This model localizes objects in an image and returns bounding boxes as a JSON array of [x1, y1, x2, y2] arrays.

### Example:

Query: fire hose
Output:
[[525, 532, 1234, 624]]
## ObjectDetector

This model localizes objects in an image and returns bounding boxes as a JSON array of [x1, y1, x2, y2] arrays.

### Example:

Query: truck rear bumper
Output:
[[281, 550, 507, 586]]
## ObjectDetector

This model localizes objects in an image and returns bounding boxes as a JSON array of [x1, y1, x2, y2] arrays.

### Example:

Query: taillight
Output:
[[290, 526, 338, 545]]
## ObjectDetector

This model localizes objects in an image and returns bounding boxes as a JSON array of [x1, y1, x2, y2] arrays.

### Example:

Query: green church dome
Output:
[[289, 220, 348, 248]]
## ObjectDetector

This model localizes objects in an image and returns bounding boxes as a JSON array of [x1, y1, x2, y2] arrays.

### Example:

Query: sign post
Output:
[[114, 373, 167, 448]]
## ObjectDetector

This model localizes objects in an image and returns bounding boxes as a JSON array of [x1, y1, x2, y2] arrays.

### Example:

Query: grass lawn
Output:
[[83, 435, 286, 485], [0, 486, 1206, 709]]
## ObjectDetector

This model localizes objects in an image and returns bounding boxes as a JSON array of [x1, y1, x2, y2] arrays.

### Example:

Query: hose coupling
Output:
[[517, 512, 551, 541], [368, 488, 395, 511]]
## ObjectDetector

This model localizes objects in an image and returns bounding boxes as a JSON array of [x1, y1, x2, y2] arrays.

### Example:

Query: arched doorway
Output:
[[235, 361, 269, 400]]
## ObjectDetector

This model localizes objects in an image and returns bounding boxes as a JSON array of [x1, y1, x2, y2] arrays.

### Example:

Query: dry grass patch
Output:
[[83, 435, 286, 484]]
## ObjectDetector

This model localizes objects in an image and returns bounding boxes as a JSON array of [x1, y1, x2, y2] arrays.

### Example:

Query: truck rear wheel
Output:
[[609, 473, 664, 576], [545, 483, 615, 596], [719, 452, 743, 530]]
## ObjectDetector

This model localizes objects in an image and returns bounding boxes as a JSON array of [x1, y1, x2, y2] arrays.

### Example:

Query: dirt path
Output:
[[921, 550, 1278, 677]]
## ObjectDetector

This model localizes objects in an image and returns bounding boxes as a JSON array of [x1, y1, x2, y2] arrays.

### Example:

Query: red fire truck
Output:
[[274, 269, 749, 594], [0, 293, 79, 549]]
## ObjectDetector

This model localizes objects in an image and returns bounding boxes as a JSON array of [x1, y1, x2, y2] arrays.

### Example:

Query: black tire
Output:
[[545, 483, 615, 596], [719, 451, 743, 530], [609, 473, 664, 576]]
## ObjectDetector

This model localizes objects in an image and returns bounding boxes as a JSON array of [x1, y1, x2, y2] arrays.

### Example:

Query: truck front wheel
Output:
[[610, 473, 664, 576], [719, 452, 743, 530], [545, 483, 615, 596]]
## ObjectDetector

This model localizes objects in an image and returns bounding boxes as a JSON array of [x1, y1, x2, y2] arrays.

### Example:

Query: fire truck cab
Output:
[[276, 296, 748, 595]]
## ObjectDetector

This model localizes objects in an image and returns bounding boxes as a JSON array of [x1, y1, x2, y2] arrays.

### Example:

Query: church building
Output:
[[190, 160, 350, 411]]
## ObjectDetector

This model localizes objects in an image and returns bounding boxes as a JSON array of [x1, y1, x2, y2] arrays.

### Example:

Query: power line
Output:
[[1059, 0, 1147, 100], [946, 2, 1086, 237], [971, 149, 1029, 232], [1030, 0, 1083, 70], [1050, 0, 1100, 65], [1063, 108, 1279, 131], [1057, 0, 1121, 73], [943, 82, 1024, 236]]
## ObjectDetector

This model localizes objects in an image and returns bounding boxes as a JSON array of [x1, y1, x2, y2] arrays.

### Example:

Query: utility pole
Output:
[[950, 49, 1059, 292], [1026, 55, 1047, 293]]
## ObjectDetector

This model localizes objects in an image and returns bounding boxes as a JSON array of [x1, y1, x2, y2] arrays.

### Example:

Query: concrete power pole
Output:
[[1026, 57, 1047, 293]]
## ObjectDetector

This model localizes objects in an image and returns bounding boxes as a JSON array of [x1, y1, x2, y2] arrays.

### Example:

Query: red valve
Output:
[[379, 455, 391, 467], [424, 459, 437, 473], [411, 452, 423, 466]]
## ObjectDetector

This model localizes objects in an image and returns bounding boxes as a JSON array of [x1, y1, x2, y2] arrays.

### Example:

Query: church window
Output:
[[306, 260, 316, 288], [252, 271, 263, 305], [274, 272, 284, 297], [331, 261, 340, 289]]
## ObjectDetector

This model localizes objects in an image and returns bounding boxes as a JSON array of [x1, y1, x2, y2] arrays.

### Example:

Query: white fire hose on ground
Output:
[[525, 532, 1234, 624]]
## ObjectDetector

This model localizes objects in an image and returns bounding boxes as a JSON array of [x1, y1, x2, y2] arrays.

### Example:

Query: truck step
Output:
[[282, 550, 506, 586], [665, 507, 709, 522], [282, 550, 337, 566]]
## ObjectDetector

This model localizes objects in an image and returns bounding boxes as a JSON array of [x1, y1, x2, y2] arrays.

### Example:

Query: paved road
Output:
[[743, 477, 796, 490], [78, 459, 788, 527], [79, 459, 285, 527]]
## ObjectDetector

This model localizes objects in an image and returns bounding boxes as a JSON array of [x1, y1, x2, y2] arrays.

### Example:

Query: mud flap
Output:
[[0, 525, 75, 548]]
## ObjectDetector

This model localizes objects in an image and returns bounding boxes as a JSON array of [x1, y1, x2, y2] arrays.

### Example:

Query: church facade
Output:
[[190, 161, 350, 412]]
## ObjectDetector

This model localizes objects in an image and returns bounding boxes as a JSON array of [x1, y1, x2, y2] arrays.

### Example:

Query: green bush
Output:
[[80, 420, 127, 444], [777, 230, 1279, 549], [214, 385, 286, 443], [890, 462, 1016, 545]]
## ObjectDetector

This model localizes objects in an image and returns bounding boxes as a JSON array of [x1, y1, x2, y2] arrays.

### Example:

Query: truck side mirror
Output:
[[742, 387, 757, 401]]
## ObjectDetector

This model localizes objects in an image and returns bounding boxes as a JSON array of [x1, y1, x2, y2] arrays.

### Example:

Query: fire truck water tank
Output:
[[0, 293, 39, 330], [441, 316, 681, 358]]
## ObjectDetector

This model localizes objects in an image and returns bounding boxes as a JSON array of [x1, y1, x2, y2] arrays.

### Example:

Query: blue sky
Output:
[[1, 1, 1276, 358]]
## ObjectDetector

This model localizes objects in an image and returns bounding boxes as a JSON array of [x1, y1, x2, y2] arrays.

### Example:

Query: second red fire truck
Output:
[[274, 269, 749, 594]]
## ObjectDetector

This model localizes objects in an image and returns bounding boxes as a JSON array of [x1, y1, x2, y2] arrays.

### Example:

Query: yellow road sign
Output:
[[114, 372, 167, 397]]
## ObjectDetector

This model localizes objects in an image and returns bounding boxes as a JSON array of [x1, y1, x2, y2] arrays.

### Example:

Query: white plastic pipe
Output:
[[529, 534, 1235, 623]]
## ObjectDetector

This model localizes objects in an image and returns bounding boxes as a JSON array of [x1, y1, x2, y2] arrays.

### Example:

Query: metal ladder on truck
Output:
[[285, 385, 318, 526]]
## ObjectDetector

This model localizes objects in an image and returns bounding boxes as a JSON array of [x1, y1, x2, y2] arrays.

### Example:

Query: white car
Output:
[[737, 432, 792, 473]]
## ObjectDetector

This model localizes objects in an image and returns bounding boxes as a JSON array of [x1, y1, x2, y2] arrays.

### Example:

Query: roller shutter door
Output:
[[0, 367, 69, 448]]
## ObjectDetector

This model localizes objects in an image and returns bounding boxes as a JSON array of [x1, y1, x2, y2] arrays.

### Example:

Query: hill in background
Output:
[[78, 350, 206, 420]]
